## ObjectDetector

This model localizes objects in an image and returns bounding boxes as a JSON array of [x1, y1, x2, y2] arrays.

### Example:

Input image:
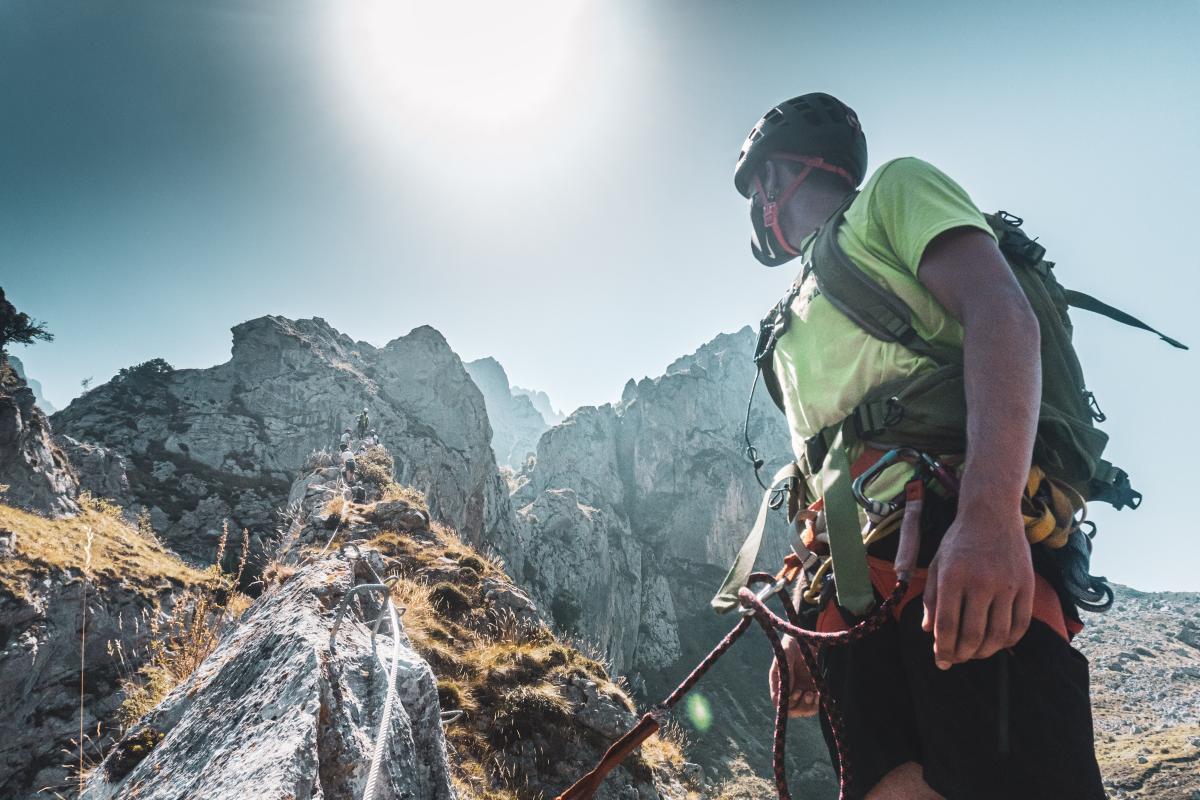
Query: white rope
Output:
[[328, 546, 405, 800]]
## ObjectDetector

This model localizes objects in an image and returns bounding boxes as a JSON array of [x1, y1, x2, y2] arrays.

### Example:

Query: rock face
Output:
[[507, 327, 827, 782], [0, 355, 78, 516], [0, 502, 209, 800], [52, 317, 516, 565], [54, 435, 131, 504], [510, 327, 793, 675], [82, 553, 455, 800], [464, 357, 552, 467]]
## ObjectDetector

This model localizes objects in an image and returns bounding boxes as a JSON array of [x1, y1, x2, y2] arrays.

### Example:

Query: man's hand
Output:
[[769, 636, 821, 717], [921, 502, 1034, 668]]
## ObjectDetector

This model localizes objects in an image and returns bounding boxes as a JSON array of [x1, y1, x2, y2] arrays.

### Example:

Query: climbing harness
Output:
[[329, 544, 405, 800]]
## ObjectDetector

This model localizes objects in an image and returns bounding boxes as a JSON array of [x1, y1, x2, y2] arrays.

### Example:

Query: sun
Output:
[[326, 0, 591, 133]]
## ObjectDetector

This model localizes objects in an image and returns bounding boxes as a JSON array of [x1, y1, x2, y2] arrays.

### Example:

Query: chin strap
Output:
[[751, 154, 858, 266]]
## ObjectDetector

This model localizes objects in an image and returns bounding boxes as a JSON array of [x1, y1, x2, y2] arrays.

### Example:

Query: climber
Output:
[[363, 428, 379, 448], [737, 93, 1105, 799], [356, 406, 370, 438], [340, 427, 352, 448], [340, 443, 357, 484]]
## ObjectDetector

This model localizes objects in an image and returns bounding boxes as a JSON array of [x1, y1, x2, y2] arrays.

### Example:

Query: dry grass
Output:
[[356, 445, 395, 487], [364, 521, 668, 800], [1095, 724, 1200, 799], [0, 499, 210, 598], [116, 523, 254, 728], [380, 482, 430, 512]]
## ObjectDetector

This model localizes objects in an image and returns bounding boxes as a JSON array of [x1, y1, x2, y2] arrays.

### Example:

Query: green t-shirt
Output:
[[770, 156, 995, 503]]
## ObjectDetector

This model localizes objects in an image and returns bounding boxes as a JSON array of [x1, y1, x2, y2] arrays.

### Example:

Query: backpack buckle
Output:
[[1084, 391, 1107, 423]]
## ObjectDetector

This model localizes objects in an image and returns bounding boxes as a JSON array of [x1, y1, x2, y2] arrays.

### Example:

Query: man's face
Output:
[[747, 157, 799, 262]]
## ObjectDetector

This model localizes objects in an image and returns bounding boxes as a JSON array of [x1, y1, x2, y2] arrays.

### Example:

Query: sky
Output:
[[2, 0, 1197, 589]]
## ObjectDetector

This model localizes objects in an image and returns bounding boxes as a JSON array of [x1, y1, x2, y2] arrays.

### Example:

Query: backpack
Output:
[[741, 195, 1186, 614]]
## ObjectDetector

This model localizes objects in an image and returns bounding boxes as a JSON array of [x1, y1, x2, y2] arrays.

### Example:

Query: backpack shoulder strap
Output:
[[809, 195, 953, 364]]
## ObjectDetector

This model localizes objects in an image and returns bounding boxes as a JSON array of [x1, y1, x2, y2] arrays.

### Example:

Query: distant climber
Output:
[[339, 443, 357, 484], [356, 407, 370, 438], [363, 428, 379, 448], [340, 427, 352, 448]]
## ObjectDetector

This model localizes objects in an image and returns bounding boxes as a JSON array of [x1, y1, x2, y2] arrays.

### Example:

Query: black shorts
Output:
[[806, 594, 1104, 799]]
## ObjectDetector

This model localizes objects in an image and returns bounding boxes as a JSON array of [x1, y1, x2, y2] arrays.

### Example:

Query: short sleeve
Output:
[[866, 157, 996, 276]]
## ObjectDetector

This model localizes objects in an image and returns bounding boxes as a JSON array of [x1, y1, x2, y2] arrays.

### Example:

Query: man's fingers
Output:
[[976, 596, 1014, 660], [1008, 586, 1034, 647], [932, 581, 961, 669], [921, 559, 940, 633], [787, 689, 820, 718], [953, 593, 989, 663]]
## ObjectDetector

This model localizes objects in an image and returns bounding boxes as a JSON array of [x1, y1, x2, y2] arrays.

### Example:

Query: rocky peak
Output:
[[0, 355, 78, 516], [51, 317, 516, 567], [465, 356, 553, 468]]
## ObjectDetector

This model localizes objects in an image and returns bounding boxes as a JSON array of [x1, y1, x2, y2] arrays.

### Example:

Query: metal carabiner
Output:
[[851, 447, 922, 516], [738, 574, 789, 618]]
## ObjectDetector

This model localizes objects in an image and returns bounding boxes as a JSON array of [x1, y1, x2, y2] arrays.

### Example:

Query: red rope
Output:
[[554, 575, 906, 800]]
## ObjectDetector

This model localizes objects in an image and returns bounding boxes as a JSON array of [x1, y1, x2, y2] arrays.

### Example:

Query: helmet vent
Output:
[[803, 111, 822, 126]]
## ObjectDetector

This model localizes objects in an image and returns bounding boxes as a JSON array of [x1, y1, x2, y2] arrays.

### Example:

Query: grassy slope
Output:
[[0, 499, 211, 597]]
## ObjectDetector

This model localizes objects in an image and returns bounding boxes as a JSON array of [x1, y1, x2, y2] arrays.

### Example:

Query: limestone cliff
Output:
[[505, 327, 833, 789], [0, 355, 78, 516], [464, 357, 553, 468], [51, 317, 517, 567]]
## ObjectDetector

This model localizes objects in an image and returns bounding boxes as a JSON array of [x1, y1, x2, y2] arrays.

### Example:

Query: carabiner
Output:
[[851, 447, 922, 516]]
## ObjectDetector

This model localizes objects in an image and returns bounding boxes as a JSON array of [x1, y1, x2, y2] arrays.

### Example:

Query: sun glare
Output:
[[327, 0, 590, 135]]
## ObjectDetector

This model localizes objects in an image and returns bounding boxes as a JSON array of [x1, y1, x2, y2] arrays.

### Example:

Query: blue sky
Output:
[[2, 0, 1197, 588]]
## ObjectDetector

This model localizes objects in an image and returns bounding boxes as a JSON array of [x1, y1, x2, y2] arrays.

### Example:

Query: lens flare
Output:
[[685, 693, 713, 732]]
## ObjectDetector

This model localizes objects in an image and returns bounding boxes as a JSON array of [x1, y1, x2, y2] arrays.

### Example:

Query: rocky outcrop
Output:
[[82, 553, 454, 800], [0, 502, 209, 799], [51, 317, 516, 566], [0, 355, 78, 516], [465, 357, 552, 467], [81, 451, 691, 799], [54, 436, 131, 504]]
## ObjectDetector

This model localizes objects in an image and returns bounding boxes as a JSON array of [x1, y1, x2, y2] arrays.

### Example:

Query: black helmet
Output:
[[734, 93, 867, 198]]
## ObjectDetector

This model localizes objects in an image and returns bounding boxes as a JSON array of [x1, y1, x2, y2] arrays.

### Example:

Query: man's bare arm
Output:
[[916, 227, 1040, 668]]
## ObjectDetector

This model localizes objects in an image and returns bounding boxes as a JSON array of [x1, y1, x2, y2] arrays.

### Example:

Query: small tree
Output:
[[0, 287, 54, 355]]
